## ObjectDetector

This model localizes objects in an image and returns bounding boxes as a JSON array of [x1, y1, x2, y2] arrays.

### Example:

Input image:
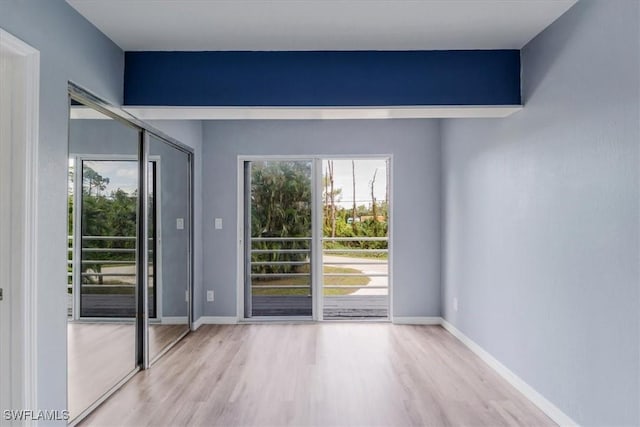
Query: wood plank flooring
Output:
[[68, 322, 188, 420], [80, 324, 554, 427]]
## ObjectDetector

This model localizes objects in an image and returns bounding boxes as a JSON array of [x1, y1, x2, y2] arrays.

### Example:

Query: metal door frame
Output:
[[239, 156, 317, 321], [237, 155, 393, 322]]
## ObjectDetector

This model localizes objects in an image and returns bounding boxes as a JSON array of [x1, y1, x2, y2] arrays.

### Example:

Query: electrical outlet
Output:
[[176, 218, 184, 230], [207, 290, 214, 302], [453, 297, 459, 312], [214, 218, 223, 229], [185, 290, 189, 302]]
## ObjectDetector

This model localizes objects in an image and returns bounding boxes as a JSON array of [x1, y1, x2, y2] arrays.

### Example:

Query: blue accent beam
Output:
[[124, 50, 520, 107]]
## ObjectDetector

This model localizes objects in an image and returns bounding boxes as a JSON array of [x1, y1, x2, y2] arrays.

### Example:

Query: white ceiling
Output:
[[66, 0, 577, 52]]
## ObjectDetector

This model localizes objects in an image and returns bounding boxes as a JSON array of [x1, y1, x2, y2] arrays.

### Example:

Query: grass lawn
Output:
[[252, 266, 370, 296], [327, 251, 388, 260]]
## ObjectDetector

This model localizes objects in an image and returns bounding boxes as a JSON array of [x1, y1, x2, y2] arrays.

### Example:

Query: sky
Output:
[[69, 159, 139, 196], [69, 158, 389, 205], [323, 159, 388, 207]]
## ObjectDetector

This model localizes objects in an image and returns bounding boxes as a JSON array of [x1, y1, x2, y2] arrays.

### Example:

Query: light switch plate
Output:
[[176, 218, 184, 230], [215, 218, 223, 229]]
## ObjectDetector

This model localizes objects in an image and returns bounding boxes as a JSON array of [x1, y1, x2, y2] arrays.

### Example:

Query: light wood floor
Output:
[[68, 322, 188, 420], [80, 324, 555, 427]]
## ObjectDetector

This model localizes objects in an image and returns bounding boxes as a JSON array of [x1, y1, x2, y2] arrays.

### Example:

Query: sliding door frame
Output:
[[70, 155, 162, 322], [236, 154, 394, 323]]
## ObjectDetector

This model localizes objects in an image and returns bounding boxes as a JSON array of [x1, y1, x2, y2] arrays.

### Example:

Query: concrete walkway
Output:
[[322, 255, 389, 296]]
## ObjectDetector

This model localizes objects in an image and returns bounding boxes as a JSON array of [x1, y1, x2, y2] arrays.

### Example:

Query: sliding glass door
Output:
[[244, 160, 314, 318], [242, 157, 390, 320], [321, 159, 390, 319]]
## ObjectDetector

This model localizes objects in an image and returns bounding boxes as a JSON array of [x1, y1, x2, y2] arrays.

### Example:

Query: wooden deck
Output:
[[80, 294, 136, 317], [72, 294, 388, 319], [251, 295, 388, 318], [324, 295, 389, 319]]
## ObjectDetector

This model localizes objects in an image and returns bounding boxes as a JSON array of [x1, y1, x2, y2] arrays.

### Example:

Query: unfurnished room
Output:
[[0, 1, 638, 426]]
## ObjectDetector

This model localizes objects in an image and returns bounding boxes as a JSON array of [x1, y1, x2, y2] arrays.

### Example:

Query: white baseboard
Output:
[[193, 316, 238, 329], [440, 319, 578, 427], [161, 316, 188, 325], [392, 316, 442, 325]]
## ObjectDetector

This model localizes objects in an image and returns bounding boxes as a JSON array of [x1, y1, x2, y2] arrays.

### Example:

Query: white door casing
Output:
[[0, 28, 39, 424], [0, 33, 16, 420]]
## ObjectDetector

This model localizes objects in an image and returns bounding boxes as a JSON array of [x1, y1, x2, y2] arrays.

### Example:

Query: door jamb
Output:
[[0, 27, 39, 420]]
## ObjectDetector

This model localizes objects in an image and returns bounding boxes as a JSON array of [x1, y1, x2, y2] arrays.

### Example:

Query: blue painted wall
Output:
[[441, 1, 639, 425], [124, 50, 521, 107]]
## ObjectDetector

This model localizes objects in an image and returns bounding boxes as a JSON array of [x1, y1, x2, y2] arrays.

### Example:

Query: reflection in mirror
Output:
[[67, 100, 140, 420], [148, 135, 191, 361]]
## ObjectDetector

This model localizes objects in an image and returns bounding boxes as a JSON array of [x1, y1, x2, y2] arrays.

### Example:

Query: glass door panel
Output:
[[245, 160, 313, 317], [321, 159, 390, 319]]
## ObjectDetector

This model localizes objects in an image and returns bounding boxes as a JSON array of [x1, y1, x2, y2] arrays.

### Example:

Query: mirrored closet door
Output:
[[67, 100, 141, 421], [67, 86, 193, 423], [147, 135, 191, 363]]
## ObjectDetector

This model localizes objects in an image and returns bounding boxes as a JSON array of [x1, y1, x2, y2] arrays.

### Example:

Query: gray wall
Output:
[[148, 121, 204, 321], [0, 0, 123, 419], [69, 119, 198, 319], [441, 1, 639, 425], [202, 119, 442, 318], [149, 137, 190, 317]]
